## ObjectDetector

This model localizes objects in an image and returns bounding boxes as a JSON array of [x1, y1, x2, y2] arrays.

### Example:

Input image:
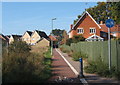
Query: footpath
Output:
[[48, 49, 81, 83], [56, 48, 120, 84]]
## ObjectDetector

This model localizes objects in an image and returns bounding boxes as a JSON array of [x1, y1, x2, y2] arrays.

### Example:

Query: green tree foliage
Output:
[[52, 29, 64, 36], [66, 35, 85, 45], [74, 2, 120, 24], [72, 35, 85, 43], [51, 29, 64, 41], [66, 38, 73, 46]]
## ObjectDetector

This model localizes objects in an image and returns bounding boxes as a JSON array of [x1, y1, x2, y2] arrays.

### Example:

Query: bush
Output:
[[60, 44, 71, 53], [8, 41, 31, 53], [84, 57, 120, 79], [84, 61, 97, 73], [66, 38, 73, 46], [71, 51, 88, 61], [66, 35, 85, 46], [2, 41, 52, 83]]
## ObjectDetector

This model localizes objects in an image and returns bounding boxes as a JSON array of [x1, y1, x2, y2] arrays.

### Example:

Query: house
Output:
[[9, 35, 22, 44], [0, 34, 7, 41], [22, 31, 33, 44], [100, 24, 120, 38], [0, 34, 9, 46], [31, 30, 49, 45], [49, 35, 58, 41], [35, 38, 50, 47], [68, 11, 119, 41]]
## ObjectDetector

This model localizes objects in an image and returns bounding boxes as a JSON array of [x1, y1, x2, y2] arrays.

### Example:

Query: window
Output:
[[113, 33, 116, 37], [90, 28, 96, 34], [32, 38, 34, 40], [78, 28, 84, 34]]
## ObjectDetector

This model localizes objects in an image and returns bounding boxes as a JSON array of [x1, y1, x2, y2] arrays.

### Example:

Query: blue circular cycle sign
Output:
[[105, 19, 115, 28]]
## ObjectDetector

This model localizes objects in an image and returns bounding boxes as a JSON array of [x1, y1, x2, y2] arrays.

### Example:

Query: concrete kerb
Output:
[[55, 48, 88, 85]]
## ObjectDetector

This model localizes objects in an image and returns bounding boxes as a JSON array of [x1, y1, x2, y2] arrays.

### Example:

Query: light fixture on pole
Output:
[[51, 18, 56, 56]]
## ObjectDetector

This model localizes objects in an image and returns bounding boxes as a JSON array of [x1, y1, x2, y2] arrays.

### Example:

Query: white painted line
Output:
[[80, 78, 88, 85], [55, 48, 79, 75], [55, 49, 88, 85]]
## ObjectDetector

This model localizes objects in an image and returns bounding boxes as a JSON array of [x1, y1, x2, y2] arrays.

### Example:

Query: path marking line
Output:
[[80, 78, 88, 85], [55, 48, 79, 75], [55, 49, 88, 85]]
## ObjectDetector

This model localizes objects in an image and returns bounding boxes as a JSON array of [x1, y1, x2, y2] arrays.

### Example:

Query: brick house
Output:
[[100, 24, 120, 38], [31, 30, 49, 45], [22, 31, 33, 44], [49, 35, 58, 41], [9, 35, 22, 44], [69, 11, 120, 41], [0, 34, 9, 46]]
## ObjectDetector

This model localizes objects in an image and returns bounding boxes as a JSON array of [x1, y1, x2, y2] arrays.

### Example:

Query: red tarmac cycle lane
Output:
[[49, 49, 77, 82]]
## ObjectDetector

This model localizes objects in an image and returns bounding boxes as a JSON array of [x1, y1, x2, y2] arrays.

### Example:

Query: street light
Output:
[[51, 18, 56, 56]]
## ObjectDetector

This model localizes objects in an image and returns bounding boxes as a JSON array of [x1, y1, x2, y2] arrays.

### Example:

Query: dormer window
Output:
[[77, 28, 84, 34], [90, 27, 96, 34]]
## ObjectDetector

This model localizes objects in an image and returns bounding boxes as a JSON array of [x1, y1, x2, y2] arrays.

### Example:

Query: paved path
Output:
[[57, 48, 120, 84], [48, 49, 80, 83]]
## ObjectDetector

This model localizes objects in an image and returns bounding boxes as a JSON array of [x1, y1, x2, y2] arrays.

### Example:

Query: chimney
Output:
[[100, 21, 103, 25], [70, 24, 73, 29]]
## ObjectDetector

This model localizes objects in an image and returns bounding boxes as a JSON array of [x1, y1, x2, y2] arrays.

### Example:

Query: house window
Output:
[[113, 33, 116, 37], [32, 38, 34, 40], [90, 28, 96, 34], [78, 28, 84, 34]]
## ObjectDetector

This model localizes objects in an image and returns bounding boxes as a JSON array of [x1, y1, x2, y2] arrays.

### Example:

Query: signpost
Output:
[[105, 19, 114, 71]]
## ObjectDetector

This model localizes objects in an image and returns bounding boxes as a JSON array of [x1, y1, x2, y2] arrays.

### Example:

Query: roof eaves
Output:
[[72, 11, 86, 30], [72, 11, 101, 30], [86, 11, 101, 29]]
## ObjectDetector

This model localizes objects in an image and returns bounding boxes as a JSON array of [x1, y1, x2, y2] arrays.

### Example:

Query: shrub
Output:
[[60, 44, 71, 53], [114, 71, 120, 80], [66, 35, 85, 46], [72, 35, 85, 43], [66, 38, 73, 46], [71, 51, 88, 61], [2, 41, 52, 83], [84, 61, 97, 73], [8, 41, 31, 54], [84, 57, 120, 79]]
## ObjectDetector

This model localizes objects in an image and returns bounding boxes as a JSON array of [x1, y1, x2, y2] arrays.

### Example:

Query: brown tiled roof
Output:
[[100, 24, 119, 33], [49, 35, 58, 41]]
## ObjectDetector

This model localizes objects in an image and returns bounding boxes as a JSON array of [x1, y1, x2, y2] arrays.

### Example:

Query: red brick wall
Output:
[[69, 15, 101, 38]]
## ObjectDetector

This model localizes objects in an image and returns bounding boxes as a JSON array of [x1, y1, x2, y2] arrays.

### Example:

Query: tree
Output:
[[51, 29, 64, 36], [73, 2, 120, 24], [61, 30, 68, 44]]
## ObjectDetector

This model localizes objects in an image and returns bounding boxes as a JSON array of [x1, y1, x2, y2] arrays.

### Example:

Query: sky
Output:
[[2, 2, 98, 35]]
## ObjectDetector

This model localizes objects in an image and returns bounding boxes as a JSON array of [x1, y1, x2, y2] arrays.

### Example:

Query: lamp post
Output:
[[51, 18, 56, 56]]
